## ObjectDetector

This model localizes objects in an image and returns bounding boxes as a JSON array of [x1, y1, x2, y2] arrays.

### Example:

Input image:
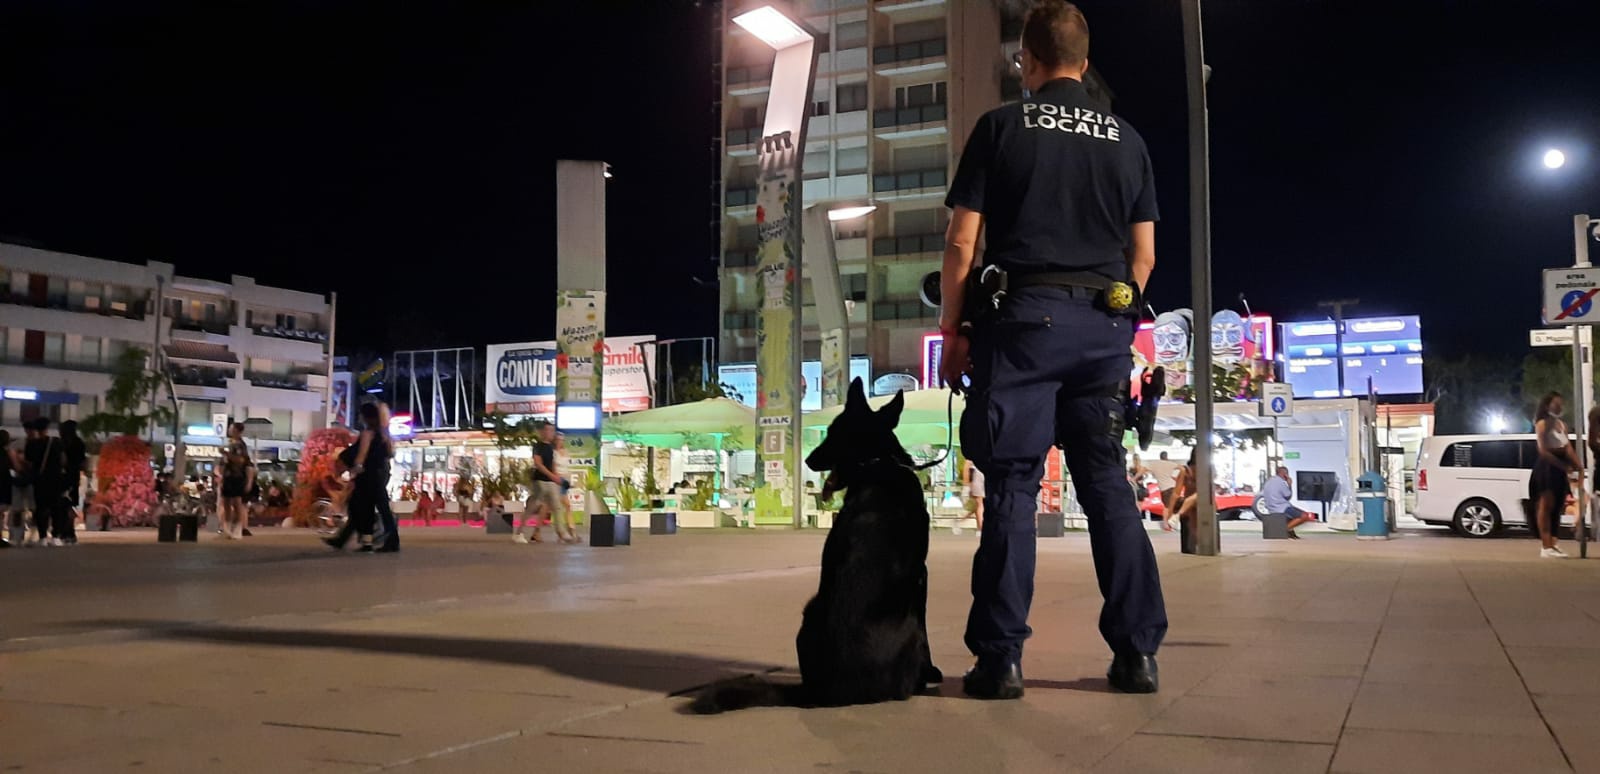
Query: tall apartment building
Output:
[[718, 0, 1021, 378], [0, 242, 335, 460]]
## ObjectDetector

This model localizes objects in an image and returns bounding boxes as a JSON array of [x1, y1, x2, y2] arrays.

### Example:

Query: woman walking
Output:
[[0, 430, 22, 547], [1531, 392, 1582, 558], [551, 433, 578, 544], [325, 402, 397, 553], [216, 422, 256, 540]]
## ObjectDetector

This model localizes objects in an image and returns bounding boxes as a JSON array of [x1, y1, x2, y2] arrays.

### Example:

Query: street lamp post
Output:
[[803, 202, 874, 410], [1180, 0, 1219, 555], [734, 3, 818, 529]]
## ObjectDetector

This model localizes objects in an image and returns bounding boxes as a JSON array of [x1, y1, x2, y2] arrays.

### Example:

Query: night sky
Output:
[[1, 0, 1597, 361]]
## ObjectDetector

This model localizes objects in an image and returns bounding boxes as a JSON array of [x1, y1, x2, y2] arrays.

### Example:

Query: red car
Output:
[[1139, 481, 1259, 521]]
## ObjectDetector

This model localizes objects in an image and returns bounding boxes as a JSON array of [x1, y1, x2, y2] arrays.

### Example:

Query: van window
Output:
[[1441, 440, 1527, 469]]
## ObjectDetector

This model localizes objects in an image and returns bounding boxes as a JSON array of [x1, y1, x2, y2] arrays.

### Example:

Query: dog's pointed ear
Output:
[[878, 389, 905, 429], [846, 378, 868, 411]]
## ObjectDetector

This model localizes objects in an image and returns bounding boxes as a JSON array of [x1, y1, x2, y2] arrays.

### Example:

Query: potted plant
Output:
[[677, 478, 719, 529]]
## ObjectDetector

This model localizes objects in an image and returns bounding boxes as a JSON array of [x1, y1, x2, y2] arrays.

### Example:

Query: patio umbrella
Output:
[[802, 389, 964, 451], [601, 397, 757, 491]]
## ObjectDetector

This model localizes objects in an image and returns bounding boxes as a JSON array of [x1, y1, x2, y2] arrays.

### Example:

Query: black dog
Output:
[[691, 379, 941, 713]]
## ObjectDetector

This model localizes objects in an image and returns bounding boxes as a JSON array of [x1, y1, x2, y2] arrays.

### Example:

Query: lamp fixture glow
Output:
[[827, 204, 877, 222], [732, 6, 813, 49], [2, 388, 38, 400], [1544, 149, 1567, 169], [1489, 413, 1506, 434]]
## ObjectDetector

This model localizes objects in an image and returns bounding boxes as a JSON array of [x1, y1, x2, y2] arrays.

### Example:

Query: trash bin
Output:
[[1356, 471, 1389, 540]]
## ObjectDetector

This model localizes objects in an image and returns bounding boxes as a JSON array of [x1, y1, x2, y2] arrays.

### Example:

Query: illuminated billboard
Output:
[[1282, 316, 1423, 398]]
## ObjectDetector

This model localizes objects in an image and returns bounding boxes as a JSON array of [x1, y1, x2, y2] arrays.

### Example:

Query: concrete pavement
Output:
[[4, 527, 1600, 772]]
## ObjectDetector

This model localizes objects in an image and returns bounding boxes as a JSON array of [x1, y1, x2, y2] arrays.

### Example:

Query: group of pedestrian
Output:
[[413, 487, 448, 526], [323, 401, 399, 553], [2, 418, 87, 547]]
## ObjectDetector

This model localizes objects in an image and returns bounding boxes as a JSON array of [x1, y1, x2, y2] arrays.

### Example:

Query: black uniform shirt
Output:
[[945, 78, 1159, 281]]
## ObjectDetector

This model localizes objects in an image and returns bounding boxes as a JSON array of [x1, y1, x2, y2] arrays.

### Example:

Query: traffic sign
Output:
[[1531, 328, 1576, 347], [1543, 267, 1600, 325], [1260, 382, 1294, 418]]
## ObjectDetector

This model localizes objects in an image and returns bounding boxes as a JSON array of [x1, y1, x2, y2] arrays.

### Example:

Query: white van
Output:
[[1415, 434, 1577, 537]]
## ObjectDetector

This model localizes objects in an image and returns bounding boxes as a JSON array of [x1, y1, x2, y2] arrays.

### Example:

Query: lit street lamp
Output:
[[1544, 148, 1567, 170], [1489, 413, 1506, 434], [804, 202, 875, 410], [735, 3, 819, 529]]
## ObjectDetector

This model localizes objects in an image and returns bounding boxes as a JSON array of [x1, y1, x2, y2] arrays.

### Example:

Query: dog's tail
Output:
[[688, 676, 807, 714]]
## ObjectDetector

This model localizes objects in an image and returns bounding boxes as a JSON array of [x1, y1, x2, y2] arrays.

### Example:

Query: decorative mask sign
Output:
[[1150, 310, 1194, 390], [1210, 310, 1248, 364]]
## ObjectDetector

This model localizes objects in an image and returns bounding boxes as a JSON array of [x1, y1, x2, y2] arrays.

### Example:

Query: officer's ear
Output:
[[878, 390, 905, 429]]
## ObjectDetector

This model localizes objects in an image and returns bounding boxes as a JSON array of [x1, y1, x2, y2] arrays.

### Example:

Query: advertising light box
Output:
[[1282, 316, 1423, 398], [719, 358, 872, 411]]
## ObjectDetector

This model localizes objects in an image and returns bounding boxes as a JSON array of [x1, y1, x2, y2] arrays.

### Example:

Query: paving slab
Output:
[[6, 528, 1600, 771]]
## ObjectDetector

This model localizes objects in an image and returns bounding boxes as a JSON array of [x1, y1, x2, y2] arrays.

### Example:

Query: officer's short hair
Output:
[[1022, 0, 1090, 70]]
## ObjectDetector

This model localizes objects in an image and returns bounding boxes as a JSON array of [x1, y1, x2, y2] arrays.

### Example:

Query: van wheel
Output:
[[1453, 500, 1500, 538]]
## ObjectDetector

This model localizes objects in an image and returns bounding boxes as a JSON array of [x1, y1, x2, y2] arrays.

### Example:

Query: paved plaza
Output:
[[5, 526, 1600, 772]]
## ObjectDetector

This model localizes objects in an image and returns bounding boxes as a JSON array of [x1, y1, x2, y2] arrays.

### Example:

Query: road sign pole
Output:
[[1576, 214, 1593, 557]]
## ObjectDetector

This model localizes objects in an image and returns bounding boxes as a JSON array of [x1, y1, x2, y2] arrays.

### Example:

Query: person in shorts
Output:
[[514, 422, 563, 544]]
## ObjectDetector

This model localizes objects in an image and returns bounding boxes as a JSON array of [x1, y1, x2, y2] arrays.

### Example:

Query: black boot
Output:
[[962, 661, 1024, 700], [1107, 653, 1159, 694]]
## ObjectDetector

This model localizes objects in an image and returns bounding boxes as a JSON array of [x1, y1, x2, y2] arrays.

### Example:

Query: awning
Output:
[[164, 341, 239, 364]]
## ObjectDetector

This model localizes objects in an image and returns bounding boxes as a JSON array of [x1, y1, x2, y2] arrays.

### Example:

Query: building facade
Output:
[[718, 0, 1018, 378], [0, 242, 335, 461]]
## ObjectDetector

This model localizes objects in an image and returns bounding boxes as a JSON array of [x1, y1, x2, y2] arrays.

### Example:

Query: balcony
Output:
[[872, 299, 937, 321], [725, 187, 758, 216], [726, 64, 773, 96], [872, 233, 944, 258], [0, 291, 147, 321], [246, 372, 309, 392], [724, 248, 759, 269], [874, 0, 947, 16], [722, 310, 758, 331], [872, 103, 948, 140], [170, 317, 229, 336], [249, 323, 328, 345], [872, 38, 947, 75], [230, 324, 327, 364], [870, 167, 947, 200], [725, 127, 761, 157]]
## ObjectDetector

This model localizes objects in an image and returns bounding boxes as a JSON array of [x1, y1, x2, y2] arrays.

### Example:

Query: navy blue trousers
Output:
[[960, 287, 1168, 664]]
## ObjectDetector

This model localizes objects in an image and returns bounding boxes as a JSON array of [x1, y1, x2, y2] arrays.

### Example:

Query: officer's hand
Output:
[[940, 331, 971, 392]]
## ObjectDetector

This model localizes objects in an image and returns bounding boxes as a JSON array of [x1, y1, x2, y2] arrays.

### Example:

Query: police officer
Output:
[[940, 0, 1166, 699]]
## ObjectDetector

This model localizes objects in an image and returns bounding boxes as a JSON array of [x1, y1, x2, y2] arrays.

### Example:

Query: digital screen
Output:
[[1341, 316, 1424, 395], [717, 358, 872, 411], [555, 404, 601, 431], [1281, 316, 1422, 398]]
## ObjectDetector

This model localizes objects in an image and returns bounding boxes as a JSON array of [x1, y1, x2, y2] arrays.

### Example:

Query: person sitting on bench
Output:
[[1263, 466, 1314, 540]]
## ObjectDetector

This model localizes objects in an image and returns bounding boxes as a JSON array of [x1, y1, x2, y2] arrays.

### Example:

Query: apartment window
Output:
[[896, 82, 946, 108], [67, 280, 86, 309], [270, 409, 293, 440], [167, 298, 182, 319], [81, 337, 102, 367], [736, 106, 760, 127], [843, 272, 868, 302], [893, 20, 944, 43], [83, 283, 103, 311], [894, 144, 946, 170], [837, 146, 869, 175], [836, 20, 868, 50], [802, 149, 830, 180], [814, 32, 830, 52], [43, 332, 65, 364], [811, 100, 830, 117], [837, 83, 868, 113], [46, 276, 67, 308], [895, 208, 947, 236]]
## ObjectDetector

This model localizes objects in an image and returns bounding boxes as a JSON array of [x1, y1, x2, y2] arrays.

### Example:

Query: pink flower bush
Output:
[[290, 427, 356, 527], [92, 435, 157, 527]]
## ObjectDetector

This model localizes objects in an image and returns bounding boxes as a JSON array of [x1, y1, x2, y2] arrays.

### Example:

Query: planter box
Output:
[[650, 512, 677, 535], [676, 510, 718, 529], [590, 513, 631, 546]]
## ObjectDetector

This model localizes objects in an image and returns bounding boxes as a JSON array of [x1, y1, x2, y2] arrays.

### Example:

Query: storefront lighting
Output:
[[732, 6, 812, 50], [186, 424, 218, 437], [2, 388, 38, 400]]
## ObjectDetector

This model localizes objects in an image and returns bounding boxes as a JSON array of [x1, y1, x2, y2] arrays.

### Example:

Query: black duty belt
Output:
[[976, 268, 1140, 316]]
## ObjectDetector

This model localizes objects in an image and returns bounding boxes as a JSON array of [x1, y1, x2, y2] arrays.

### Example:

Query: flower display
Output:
[[289, 427, 356, 527], [91, 435, 158, 527]]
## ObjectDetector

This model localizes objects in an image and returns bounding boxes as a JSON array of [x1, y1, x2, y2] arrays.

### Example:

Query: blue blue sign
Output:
[[493, 347, 557, 397], [1270, 396, 1288, 414]]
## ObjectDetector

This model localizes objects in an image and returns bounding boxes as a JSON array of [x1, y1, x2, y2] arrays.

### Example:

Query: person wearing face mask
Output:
[[1531, 392, 1582, 558]]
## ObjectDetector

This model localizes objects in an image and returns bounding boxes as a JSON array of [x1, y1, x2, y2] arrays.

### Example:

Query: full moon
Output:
[[1544, 149, 1567, 169]]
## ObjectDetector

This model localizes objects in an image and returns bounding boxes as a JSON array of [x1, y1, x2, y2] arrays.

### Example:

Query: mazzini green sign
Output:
[[1285, 451, 1301, 460]]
